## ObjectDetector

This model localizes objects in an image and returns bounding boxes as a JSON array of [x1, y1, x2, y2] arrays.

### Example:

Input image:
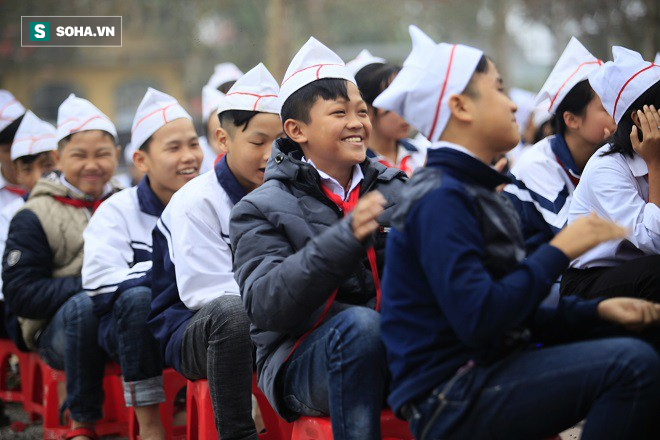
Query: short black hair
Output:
[[218, 109, 259, 136], [218, 80, 236, 94], [602, 79, 660, 158], [14, 150, 52, 165], [139, 136, 152, 152], [355, 63, 401, 107], [553, 79, 596, 136], [281, 78, 350, 124], [57, 130, 116, 151], [0, 114, 25, 144], [463, 55, 491, 98]]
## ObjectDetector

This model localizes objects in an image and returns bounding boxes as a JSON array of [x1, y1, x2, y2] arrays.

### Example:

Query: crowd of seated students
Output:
[[1, 24, 660, 440]]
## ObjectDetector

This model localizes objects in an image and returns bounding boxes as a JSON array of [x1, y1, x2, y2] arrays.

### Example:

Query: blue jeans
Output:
[[281, 307, 388, 440], [37, 292, 107, 423], [406, 337, 660, 440], [102, 286, 165, 407]]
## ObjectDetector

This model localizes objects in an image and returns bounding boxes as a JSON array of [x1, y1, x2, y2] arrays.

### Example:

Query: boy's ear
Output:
[[133, 149, 150, 174], [447, 93, 474, 123], [216, 126, 230, 155], [283, 119, 308, 144], [563, 111, 580, 131], [115, 145, 121, 162], [53, 149, 62, 171]]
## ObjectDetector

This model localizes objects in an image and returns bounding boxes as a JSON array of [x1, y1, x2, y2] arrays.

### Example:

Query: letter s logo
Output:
[[35, 24, 45, 39]]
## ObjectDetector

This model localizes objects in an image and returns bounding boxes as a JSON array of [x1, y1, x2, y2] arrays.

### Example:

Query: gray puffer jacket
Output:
[[230, 138, 407, 419]]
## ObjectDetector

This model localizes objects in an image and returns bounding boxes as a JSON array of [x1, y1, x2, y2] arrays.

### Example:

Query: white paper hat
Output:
[[216, 63, 280, 115], [346, 49, 387, 76], [123, 141, 136, 165], [10, 111, 56, 161], [278, 37, 355, 114], [202, 85, 226, 123], [535, 37, 602, 115], [207, 63, 244, 91], [655, 53, 660, 65], [373, 26, 483, 142], [0, 90, 26, 134], [509, 88, 536, 134], [532, 98, 553, 128], [56, 94, 117, 143], [131, 88, 193, 150], [589, 46, 660, 123]]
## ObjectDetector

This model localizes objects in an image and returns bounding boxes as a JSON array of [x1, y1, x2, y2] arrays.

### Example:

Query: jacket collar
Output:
[[549, 134, 581, 178], [266, 137, 405, 194], [137, 175, 165, 217], [215, 155, 248, 205], [425, 143, 510, 189]]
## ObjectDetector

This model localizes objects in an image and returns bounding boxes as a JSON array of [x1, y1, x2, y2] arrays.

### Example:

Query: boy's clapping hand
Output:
[[598, 297, 660, 331], [351, 191, 386, 242], [549, 213, 628, 260]]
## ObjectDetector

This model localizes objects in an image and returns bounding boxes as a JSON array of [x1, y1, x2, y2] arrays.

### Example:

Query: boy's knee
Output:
[[332, 307, 384, 360], [63, 292, 95, 322], [340, 307, 381, 338], [114, 286, 151, 316], [608, 338, 660, 388], [204, 296, 251, 341]]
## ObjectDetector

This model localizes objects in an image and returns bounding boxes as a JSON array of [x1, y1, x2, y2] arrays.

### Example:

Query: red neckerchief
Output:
[[284, 182, 383, 363], [554, 154, 580, 187], [3, 185, 27, 197], [399, 155, 413, 177], [377, 154, 413, 177], [213, 153, 225, 167], [51, 196, 105, 213]]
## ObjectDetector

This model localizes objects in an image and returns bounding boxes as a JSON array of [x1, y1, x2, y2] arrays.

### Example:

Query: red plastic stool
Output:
[[0, 338, 29, 405], [187, 375, 292, 440], [128, 367, 187, 440], [252, 373, 292, 440], [24, 354, 128, 439], [186, 379, 216, 440], [291, 409, 413, 440]]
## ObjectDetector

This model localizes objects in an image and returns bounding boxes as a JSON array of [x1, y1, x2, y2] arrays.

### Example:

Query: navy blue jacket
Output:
[[380, 146, 603, 415], [2, 209, 82, 351]]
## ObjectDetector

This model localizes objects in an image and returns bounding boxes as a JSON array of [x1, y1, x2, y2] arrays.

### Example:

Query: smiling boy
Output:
[[148, 64, 282, 439], [2, 94, 122, 440], [229, 39, 406, 440], [82, 88, 202, 440]]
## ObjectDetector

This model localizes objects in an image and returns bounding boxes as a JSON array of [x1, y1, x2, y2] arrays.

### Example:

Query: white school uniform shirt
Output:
[[303, 157, 363, 201], [0, 197, 24, 300], [504, 134, 581, 234], [198, 135, 217, 174], [83, 176, 164, 302], [156, 156, 245, 311], [569, 144, 660, 269], [0, 167, 24, 211]]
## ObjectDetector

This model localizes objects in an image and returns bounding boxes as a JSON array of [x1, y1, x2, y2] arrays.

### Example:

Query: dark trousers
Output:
[[180, 295, 256, 440], [561, 255, 660, 301], [406, 338, 660, 440]]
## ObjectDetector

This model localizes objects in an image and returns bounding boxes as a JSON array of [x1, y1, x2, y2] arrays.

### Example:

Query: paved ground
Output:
[[0, 400, 584, 439], [0, 402, 126, 439]]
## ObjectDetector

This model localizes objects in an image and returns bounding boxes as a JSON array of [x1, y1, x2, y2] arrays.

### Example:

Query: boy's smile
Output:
[[297, 81, 372, 183]]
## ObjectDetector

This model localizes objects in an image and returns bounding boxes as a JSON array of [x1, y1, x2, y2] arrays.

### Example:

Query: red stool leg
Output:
[[0, 339, 26, 404], [252, 373, 292, 440], [186, 380, 218, 440], [186, 380, 200, 440]]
